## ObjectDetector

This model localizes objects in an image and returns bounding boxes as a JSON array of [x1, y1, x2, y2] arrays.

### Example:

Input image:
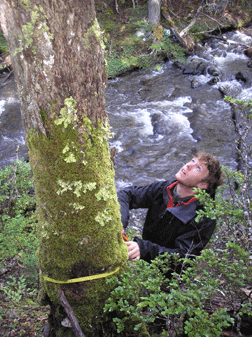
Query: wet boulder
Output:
[[191, 79, 202, 89], [235, 71, 247, 83], [207, 77, 219, 86], [151, 113, 167, 136], [244, 48, 252, 58], [183, 59, 208, 75], [218, 82, 243, 97], [247, 58, 252, 68], [208, 67, 220, 77]]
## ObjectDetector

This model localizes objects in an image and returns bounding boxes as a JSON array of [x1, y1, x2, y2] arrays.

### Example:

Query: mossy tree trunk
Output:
[[0, 0, 128, 335]]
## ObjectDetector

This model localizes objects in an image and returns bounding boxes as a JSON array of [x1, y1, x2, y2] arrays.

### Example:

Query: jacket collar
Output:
[[164, 180, 199, 224]]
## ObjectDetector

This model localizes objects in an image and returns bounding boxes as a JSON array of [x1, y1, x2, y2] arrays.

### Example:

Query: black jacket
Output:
[[118, 180, 216, 263]]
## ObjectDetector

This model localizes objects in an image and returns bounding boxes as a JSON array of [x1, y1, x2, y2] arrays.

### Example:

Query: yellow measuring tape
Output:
[[42, 266, 120, 284]]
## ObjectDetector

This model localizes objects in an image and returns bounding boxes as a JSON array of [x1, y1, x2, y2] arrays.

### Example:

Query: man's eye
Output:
[[197, 166, 201, 170]]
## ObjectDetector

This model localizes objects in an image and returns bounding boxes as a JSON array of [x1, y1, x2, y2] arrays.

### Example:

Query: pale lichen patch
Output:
[[95, 209, 113, 226], [54, 97, 78, 128], [83, 18, 105, 51]]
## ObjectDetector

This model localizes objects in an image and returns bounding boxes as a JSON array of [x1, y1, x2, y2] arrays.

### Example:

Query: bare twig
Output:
[[57, 288, 86, 337]]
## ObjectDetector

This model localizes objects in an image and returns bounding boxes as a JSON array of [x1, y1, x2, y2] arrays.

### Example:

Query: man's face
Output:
[[175, 157, 209, 190]]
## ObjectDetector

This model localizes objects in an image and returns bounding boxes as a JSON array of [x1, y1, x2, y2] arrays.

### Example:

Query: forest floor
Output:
[[0, 257, 251, 337]]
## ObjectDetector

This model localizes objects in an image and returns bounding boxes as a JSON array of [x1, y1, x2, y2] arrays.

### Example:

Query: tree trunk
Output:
[[148, 0, 162, 26], [0, 0, 127, 335]]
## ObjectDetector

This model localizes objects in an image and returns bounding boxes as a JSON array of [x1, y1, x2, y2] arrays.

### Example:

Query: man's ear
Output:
[[197, 181, 208, 190]]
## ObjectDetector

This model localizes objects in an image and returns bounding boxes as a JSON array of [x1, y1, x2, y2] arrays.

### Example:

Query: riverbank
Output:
[[1, 0, 252, 80], [96, 0, 252, 78]]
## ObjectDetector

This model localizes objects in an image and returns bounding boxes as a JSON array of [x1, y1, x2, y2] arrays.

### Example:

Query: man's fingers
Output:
[[126, 241, 140, 260]]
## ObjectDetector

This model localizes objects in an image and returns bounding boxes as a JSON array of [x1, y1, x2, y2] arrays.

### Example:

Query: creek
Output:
[[0, 30, 252, 229]]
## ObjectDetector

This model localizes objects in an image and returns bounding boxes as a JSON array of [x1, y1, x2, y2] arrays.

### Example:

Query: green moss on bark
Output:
[[27, 101, 127, 335]]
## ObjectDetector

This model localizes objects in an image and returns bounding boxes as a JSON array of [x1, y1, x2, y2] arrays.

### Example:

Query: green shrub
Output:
[[104, 241, 251, 335], [0, 160, 38, 283], [0, 31, 9, 55]]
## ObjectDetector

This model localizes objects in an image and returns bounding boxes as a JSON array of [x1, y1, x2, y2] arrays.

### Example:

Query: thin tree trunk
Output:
[[0, 1, 127, 335], [148, 0, 162, 26]]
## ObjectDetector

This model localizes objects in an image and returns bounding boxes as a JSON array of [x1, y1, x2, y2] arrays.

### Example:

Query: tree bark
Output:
[[0, 0, 127, 336]]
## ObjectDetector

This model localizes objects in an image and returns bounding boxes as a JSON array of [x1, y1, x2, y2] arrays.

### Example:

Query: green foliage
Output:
[[2, 275, 36, 304], [98, 1, 186, 78], [104, 257, 168, 333], [105, 31, 186, 78], [237, 0, 252, 11], [104, 252, 238, 336], [149, 37, 187, 63], [0, 31, 9, 55], [224, 96, 252, 117], [0, 160, 38, 283], [105, 241, 251, 335], [102, 20, 115, 32]]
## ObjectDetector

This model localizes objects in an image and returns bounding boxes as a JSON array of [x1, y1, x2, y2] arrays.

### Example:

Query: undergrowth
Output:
[[97, 2, 187, 78], [0, 31, 9, 55], [0, 160, 38, 284]]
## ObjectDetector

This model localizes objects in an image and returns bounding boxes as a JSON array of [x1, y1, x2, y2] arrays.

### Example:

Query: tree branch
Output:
[[57, 288, 86, 337], [161, 10, 188, 48]]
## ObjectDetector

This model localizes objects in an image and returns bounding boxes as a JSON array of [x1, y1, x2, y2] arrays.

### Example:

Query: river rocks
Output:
[[218, 81, 243, 97], [208, 67, 220, 77], [151, 113, 167, 136], [207, 77, 219, 86], [247, 58, 252, 68], [244, 48, 252, 58], [183, 59, 208, 75], [235, 71, 248, 83], [191, 79, 202, 89]]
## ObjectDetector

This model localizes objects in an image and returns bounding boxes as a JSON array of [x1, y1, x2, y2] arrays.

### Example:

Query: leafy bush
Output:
[[149, 36, 187, 63], [0, 160, 38, 283], [104, 244, 252, 336], [0, 31, 9, 55]]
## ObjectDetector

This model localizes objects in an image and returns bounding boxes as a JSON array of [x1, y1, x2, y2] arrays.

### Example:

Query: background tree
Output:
[[148, 0, 162, 26], [0, 0, 128, 335]]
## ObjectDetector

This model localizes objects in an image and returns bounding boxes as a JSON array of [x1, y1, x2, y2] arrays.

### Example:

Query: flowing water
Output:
[[107, 30, 252, 190], [1, 31, 252, 222]]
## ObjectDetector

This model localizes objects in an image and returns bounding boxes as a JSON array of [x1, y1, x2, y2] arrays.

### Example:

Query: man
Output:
[[118, 152, 223, 263]]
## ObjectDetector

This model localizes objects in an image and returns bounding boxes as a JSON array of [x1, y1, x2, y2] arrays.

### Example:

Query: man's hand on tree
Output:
[[126, 241, 140, 261]]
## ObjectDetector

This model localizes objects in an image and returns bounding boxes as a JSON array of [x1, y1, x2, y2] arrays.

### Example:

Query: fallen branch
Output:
[[161, 1, 206, 49], [180, 1, 204, 38], [202, 12, 225, 28], [161, 10, 188, 48], [57, 288, 86, 337], [196, 31, 251, 49], [0, 69, 13, 89]]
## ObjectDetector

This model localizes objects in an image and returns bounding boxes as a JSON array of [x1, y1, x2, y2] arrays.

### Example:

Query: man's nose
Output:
[[187, 163, 192, 171]]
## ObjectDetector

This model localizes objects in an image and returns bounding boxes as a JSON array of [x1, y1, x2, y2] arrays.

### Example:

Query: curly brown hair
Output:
[[195, 152, 223, 198]]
